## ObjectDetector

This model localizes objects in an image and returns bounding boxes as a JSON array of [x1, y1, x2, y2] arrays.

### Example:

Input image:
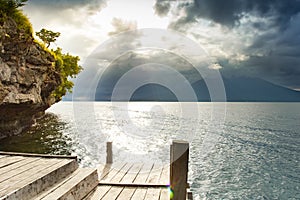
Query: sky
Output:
[[22, 0, 300, 91]]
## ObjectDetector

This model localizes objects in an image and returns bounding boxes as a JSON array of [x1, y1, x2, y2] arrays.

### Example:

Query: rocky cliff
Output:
[[0, 18, 61, 139]]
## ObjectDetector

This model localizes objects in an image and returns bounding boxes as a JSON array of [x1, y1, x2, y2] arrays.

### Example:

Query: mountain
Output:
[[130, 84, 178, 101], [192, 77, 300, 102], [94, 76, 300, 102]]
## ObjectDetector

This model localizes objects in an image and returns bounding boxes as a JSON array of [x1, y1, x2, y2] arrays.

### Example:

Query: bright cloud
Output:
[[22, 0, 300, 89]]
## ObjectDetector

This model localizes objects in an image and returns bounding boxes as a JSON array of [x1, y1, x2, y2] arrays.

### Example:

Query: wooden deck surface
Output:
[[0, 153, 79, 199], [85, 162, 171, 200], [0, 151, 190, 199]]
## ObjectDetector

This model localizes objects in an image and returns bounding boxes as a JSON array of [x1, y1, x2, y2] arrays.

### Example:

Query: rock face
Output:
[[0, 18, 61, 139]]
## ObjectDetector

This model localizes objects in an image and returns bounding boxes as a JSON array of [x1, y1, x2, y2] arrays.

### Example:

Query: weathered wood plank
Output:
[[33, 167, 82, 200], [137, 162, 169, 200], [0, 158, 63, 197], [96, 163, 129, 198], [101, 163, 133, 200], [83, 187, 100, 200], [120, 163, 143, 183], [159, 164, 170, 185], [146, 163, 163, 184], [98, 164, 112, 181], [109, 163, 143, 199], [144, 188, 161, 200], [127, 163, 156, 200], [134, 163, 154, 184], [0, 155, 7, 160], [101, 186, 124, 200], [99, 163, 126, 182], [0, 157, 40, 176], [90, 185, 111, 199], [93, 163, 160, 200], [0, 151, 180, 200], [110, 163, 133, 183], [0, 151, 77, 159], [0, 156, 26, 169], [96, 163, 105, 180], [131, 188, 147, 200], [8, 159, 78, 200], [116, 187, 136, 199], [159, 188, 170, 200], [0, 158, 56, 185], [40, 168, 98, 200]]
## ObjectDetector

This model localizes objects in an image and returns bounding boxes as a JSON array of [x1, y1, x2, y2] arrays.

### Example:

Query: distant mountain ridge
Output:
[[192, 77, 300, 102], [85, 77, 300, 102]]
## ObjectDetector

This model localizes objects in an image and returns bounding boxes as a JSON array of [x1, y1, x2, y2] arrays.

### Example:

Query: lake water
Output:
[[0, 102, 299, 199]]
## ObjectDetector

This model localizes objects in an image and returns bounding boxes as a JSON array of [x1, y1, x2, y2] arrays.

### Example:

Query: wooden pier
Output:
[[87, 162, 170, 199], [0, 141, 192, 200]]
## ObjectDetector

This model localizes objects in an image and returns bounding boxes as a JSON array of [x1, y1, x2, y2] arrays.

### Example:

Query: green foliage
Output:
[[36, 29, 61, 48], [11, 9, 32, 35], [35, 28, 82, 101], [0, 1, 81, 101], [0, 0, 32, 36], [51, 48, 82, 101], [0, 0, 27, 14]]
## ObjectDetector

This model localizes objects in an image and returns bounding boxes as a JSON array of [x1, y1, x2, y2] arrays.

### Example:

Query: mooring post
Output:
[[106, 142, 113, 164], [170, 140, 189, 200], [187, 189, 193, 200]]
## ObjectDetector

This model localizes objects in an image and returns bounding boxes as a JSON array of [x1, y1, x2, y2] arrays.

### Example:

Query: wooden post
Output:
[[170, 140, 189, 200], [187, 189, 193, 200], [106, 142, 113, 164], [170, 144, 173, 188]]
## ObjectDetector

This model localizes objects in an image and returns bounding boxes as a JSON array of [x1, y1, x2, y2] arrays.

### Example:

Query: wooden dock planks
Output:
[[5, 159, 76, 196], [38, 168, 98, 200], [0, 140, 192, 200], [85, 141, 192, 200], [0, 156, 172, 200], [85, 162, 169, 200], [0, 153, 79, 200], [144, 163, 167, 200], [0, 156, 26, 169], [0, 157, 40, 176]]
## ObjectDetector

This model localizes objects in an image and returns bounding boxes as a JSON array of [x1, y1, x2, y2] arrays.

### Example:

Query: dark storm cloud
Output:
[[154, 0, 171, 17], [164, 0, 300, 28], [153, 0, 300, 88], [94, 50, 202, 100], [243, 12, 300, 88]]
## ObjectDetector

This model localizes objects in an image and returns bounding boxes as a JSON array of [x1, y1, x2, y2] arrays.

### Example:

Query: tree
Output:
[[52, 48, 82, 101], [36, 29, 60, 48], [0, 0, 30, 30], [0, 0, 28, 12], [1, 3, 81, 101], [13, 0, 27, 7], [35, 28, 82, 101], [0, 0, 28, 18]]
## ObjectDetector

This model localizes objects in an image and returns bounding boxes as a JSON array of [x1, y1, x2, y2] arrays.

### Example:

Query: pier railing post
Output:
[[170, 140, 189, 200], [106, 142, 113, 164]]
